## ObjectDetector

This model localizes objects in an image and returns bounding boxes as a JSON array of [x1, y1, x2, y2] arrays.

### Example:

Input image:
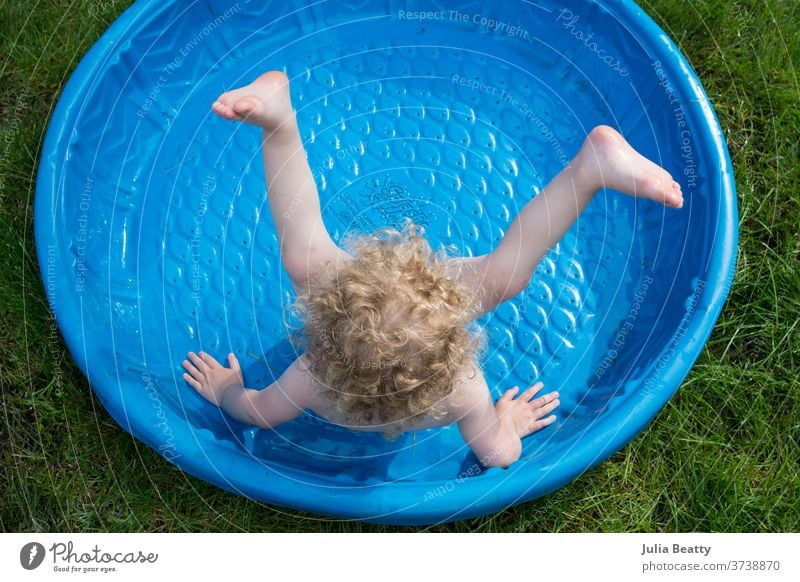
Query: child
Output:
[[182, 71, 683, 470]]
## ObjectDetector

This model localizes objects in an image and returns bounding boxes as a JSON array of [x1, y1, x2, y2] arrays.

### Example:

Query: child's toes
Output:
[[211, 100, 232, 118], [232, 97, 258, 117], [651, 175, 681, 207], [638, 173, 667, 202], [669, 182, 683, 208], [213, 101, 245, 121]]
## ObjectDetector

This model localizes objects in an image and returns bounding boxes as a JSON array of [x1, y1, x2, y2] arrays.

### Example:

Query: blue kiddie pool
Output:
[[36, 0, 737, 525]]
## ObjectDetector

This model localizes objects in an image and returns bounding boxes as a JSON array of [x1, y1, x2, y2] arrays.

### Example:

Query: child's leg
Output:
[[445, 125, 683, 321], [211, 71, 350, 294]]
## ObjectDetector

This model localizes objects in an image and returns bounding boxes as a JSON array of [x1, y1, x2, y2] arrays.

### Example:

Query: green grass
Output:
[[1, 0, 798, 532]]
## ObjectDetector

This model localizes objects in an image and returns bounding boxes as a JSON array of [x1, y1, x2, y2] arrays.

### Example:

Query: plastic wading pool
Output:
[[35, 0, 738, 525]]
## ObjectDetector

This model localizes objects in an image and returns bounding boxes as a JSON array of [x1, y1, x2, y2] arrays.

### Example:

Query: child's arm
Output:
[[182, 351, 312, 429], [450, 367, 560, 469]]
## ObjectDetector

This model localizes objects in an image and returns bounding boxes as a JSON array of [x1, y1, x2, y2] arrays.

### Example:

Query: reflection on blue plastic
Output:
[[35, 0, 737, 525]]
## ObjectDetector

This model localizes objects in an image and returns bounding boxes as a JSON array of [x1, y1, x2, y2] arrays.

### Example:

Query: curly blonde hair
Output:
[[287, 218, 488, 440]]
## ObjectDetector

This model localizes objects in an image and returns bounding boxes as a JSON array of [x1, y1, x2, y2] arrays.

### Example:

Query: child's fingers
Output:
[[182, 360, 205, 382], [188, 351, 209, 372], [500, 386, 520, 401], [199, 351, 219, 368], [182, 373, 201, 390], [533, 398, 560, 418], [531, 390, 559, 409], [228, 352, 240, 371], [518, 381, 545, 402], [531, 414, 557, 432]]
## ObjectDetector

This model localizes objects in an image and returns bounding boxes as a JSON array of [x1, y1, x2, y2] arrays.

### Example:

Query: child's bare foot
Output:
[[211, 70, 295, 132], [574, 125, 684, 209], [495, 382, 559, 437]]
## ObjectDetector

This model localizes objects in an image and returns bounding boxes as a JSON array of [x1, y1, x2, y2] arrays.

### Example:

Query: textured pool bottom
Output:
[[35, 0, 737, 524]]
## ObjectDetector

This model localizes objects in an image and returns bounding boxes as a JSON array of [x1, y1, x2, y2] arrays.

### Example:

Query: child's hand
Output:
[[182, 351, 244, 406], [495, 382, 560, 438]]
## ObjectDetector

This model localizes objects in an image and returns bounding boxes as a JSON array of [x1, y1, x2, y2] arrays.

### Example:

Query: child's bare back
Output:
[[182, 70, 682, 469]]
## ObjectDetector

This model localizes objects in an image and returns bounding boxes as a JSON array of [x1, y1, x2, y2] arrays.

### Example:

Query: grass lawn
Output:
[[1, 0, 798, 532]]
